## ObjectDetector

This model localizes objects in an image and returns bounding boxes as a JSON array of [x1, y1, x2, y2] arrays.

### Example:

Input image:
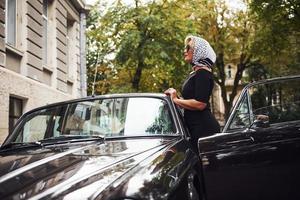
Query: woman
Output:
[[165, 35, 220, 150]]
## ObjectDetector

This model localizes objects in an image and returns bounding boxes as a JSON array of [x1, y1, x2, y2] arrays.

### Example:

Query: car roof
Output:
[[244, 75, 300, 89]]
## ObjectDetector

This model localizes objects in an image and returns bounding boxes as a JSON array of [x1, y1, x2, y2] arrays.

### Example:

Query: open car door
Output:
[[198, 76, 300, 200]]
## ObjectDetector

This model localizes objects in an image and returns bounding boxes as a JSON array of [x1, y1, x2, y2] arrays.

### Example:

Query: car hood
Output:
[[0, 137, 179, 200]]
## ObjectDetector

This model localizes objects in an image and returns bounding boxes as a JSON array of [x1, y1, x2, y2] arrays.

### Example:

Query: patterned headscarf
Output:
[[185, 36, 216, 68]]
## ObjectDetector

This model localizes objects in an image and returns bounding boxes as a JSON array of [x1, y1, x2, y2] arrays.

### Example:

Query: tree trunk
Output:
[[214, 53, 232, 120], [220, 84, 231, 120], [132, 60, 143, 91], [214, 53, 250, 121]]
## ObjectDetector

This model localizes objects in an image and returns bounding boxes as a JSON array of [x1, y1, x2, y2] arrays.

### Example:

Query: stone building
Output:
[[0, 0, 89, 143]]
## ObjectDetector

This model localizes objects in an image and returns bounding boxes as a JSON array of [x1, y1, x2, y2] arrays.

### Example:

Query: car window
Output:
[[15, 106, 68, 143], [13, 97, 177, 143], [250, 79, 300, 124], [228, 94, 251, 130]]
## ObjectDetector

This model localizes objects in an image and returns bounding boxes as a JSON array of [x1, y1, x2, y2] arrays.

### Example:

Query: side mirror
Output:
[[251, 114, 270, 128]]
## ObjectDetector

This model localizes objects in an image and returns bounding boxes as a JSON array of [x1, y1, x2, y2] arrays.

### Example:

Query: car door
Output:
[[198, 77, 300, 200]]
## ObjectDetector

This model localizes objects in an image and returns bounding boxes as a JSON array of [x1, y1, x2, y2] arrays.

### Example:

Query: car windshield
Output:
[[11, 97, 177, 143]]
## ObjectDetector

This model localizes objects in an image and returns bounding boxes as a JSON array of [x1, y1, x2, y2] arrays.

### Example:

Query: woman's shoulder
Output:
[[195, 68, 212, 77]]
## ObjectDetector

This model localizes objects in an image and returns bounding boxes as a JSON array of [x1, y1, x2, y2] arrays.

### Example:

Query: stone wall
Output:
[[0, 0, 87, 144], [0, 0, 5, 67], [0, 66, 73, 143]]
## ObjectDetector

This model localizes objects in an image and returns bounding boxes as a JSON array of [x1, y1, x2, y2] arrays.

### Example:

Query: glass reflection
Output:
[[13, 97, 176, 143], [250, 79, 300, 124]]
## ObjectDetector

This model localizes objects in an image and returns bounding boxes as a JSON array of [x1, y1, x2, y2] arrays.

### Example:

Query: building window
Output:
[[42, 0, 48, 65], [227, 92, 232, 102], [9, 97, 23, 134], [6, 0, 16, 46], [227, 65, 232, 79]]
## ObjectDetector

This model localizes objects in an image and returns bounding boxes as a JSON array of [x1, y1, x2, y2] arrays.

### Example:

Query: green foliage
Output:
[[86, 0, 300, 120], [184, 0, 258, 119], [250, 0, 300, 77], [87, 0, 196, 94]]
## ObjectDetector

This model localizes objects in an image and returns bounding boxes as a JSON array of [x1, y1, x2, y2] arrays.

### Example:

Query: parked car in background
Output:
[[0, 75, 299, 200]]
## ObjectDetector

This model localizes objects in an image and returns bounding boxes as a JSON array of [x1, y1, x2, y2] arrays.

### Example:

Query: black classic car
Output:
[[0, 75, 300, 200]]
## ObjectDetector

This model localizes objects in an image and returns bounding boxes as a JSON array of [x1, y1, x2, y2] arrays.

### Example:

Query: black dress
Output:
[[182, 69, 220, 148]]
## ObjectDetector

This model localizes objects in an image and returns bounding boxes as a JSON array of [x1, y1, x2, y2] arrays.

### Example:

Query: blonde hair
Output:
[[184, 35, 195, 48]]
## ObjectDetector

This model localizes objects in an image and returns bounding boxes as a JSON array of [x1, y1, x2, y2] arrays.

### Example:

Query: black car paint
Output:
[[0, 137, 201, 200], [0, 94, 201, 200], [198, 75, 300, 200], [1, 76, 300, 200]]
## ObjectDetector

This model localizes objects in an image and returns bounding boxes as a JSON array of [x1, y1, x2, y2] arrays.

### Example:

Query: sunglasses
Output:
[[184, 44, 192, 52]]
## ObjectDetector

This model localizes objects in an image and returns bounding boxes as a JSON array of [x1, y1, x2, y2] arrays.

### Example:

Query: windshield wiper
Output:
[[0, 141, 43, 150], [1, 135, 105, 150], [37, 135, 105, 145]]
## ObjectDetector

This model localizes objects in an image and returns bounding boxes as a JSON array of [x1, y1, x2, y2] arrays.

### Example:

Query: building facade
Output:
[[0, 0, 89, 143]]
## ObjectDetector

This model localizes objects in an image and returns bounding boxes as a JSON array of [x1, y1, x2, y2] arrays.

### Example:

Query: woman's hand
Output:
[[164, 88, 207, 110], [164, 88, 177, 100]]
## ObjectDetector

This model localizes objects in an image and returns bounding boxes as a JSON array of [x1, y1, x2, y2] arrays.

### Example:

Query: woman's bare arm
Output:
[[164, 88, 207, 111], [173, 98, 207, 111]]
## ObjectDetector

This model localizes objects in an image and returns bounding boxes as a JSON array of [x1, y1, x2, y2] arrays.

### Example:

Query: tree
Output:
[[86, 1, 117, 95], [87, 0, 298, 121], [113, 0, 194, 92], [88, 0, 196, 93], [86, 0, 258, 120], [187, 0, 257, 119], [86, 0, 195, 94], [249, 0, 300, 77]]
